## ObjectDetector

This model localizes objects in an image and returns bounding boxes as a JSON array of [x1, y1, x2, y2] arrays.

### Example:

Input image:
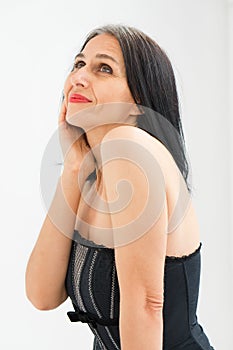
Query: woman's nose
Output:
[[70, 67, 90, 88]]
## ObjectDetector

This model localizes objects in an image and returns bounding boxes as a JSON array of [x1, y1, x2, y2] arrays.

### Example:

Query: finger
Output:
[[58, 100, 67, 125]]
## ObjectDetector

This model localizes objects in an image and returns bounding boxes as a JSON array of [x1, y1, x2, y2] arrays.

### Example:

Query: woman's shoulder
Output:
[[101, 125, 177, 173], [102, 124, 156, 146]]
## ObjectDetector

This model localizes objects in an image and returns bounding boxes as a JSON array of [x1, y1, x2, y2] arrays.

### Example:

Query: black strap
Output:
[[67, 303, 119, 329]]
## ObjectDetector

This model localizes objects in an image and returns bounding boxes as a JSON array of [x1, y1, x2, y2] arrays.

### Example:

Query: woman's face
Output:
[[63, 33, 138, 129]]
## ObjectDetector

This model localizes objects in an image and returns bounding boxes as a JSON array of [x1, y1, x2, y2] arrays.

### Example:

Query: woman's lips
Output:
[[69, 93, 92, 103]]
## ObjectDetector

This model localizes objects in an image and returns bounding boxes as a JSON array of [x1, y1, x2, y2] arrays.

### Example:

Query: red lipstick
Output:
[[69, 93, 92, 103]]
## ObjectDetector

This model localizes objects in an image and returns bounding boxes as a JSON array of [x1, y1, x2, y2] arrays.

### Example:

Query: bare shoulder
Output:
[[101, 125, 176, 173], [102, 125, 157, 146]]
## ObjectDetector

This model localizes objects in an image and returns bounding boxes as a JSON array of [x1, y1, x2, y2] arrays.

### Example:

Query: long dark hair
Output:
[[70, 24, 193, 194]]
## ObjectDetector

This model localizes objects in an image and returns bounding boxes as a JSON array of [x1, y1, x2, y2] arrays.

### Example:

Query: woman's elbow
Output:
[[26, 296, 52, 310], [25, 285, 68, 311], [145, 295, 164, 313]]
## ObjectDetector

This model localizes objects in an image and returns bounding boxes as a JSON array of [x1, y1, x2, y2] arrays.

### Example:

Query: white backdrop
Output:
[[0, 0, 232, 349], [228, 0, 233, 299]]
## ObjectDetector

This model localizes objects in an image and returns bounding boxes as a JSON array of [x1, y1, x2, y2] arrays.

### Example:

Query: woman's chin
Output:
[[65, 113, 100, 132], [65, 105, 90, 127]]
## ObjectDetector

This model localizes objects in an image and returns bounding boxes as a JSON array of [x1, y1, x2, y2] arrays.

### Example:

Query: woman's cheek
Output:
[[63, 79, 71, 107]]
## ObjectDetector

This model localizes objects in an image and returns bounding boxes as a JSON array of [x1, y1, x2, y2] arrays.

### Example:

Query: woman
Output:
[[25, 24, 215, 349]]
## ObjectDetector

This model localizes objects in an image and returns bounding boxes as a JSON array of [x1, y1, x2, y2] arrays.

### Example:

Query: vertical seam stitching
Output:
[[88, 250, 102, 318], [110, 263, 115, 319], [73, 242, 88, 311]]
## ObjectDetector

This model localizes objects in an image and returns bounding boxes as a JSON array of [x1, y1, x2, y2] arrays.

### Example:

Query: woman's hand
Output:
[[58, 99, 96, 178]]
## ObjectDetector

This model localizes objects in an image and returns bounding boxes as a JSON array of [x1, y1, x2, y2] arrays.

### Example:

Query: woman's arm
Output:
[[25, 95, 96, 310], [25, 167, 84, 310], [101, 125, 168, 350]]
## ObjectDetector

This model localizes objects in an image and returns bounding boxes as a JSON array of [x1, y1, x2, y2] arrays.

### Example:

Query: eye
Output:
[[71, 61, 113, 74], [98, 64, 113, 74], [72, 60, 85, 70]]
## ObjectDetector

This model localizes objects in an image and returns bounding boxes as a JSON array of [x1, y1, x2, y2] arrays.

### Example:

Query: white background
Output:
[[0, 0, 232, 349]]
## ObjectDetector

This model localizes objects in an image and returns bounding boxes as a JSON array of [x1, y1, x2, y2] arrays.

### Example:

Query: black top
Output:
[[65, 230, 214, 349]]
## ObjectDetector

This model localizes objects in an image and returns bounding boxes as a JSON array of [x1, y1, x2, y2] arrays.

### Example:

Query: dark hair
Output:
[[70, 24, 193, 194]]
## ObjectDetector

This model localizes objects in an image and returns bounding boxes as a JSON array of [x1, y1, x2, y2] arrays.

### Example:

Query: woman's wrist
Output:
[[61, 165, 89, 191], [61, 166, 80, 188], [62, 162, 80, 175]]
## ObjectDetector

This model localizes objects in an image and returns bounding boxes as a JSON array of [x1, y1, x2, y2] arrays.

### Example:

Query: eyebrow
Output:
[[74, 52, 119, 65]]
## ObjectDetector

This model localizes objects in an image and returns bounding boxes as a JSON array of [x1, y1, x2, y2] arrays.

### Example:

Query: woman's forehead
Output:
[[81, 34, 123, 61]]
